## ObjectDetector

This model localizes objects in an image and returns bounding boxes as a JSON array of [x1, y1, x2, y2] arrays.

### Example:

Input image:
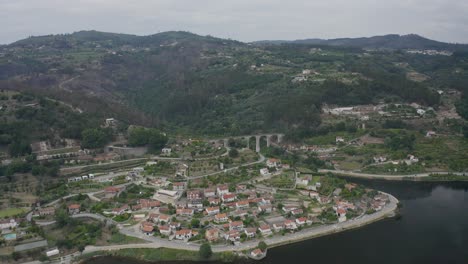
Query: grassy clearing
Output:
[[80, 248, 237, 262], [0, 207, 28, 218]]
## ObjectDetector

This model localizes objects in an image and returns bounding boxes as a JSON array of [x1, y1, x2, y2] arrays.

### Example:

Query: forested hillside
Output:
[[1, 31, 468, 136]]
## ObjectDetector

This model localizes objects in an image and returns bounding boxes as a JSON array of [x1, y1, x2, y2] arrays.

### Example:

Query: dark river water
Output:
[[85, 180, 468, 264]]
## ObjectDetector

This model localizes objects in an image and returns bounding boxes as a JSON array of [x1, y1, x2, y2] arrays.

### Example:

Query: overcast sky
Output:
[[1, 0, 468, 44]]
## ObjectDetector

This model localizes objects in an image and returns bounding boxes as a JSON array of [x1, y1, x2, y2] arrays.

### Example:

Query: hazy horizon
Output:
[[1, 0, 468, 45]]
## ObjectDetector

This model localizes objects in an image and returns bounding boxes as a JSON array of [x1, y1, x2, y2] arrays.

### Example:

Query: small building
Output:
[[266, 158, 281, 168], [284, 220, 298, 230], [236, 200, 250, 209], [426, 131, 437, 138], [173, 182, 186, 191], [45, 248, 60, 258], [251, 248, 264, 258], [67, 204, 81, 215], [204, 188, 216, 198], [336, 137, 345, 143], [159, 225, 171, 236], [229, 221, 244, 231], [104, 186, 123, 199], [38, 207, 55, 216], [0, 219, 17, 230], [258, 205, 273, 214], [175, 229, 193, 240], [222, 193, 237, 203], [258, 225, 272, 236], [187, 190, 202, 200], [260, 168, 270, 176], [217, 185, 229, 195], [244, 228, 256, 238], [161, 148, 172, 156], [205, 206, 220, 216], [214, 213, 228, 223]]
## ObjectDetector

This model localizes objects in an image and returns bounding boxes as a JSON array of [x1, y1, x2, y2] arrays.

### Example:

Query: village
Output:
[[1, 136, 394, 261], [1, 97, 465, 262]]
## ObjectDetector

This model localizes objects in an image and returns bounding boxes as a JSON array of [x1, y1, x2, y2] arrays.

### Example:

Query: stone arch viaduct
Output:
[[208, 133, 285, 153]]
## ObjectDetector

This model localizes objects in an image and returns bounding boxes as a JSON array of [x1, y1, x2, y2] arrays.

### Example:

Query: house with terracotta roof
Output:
[[214, 213, 228, 223], [204, 188, 216, 198], [291, 208, 304, 216], [295, 217, 308, 226], [236, 185, 247, 193], [229, 221, 244, 231], [140, 221, 155, 235], [266, 158, 281, 168], [187, 190, 202, 200], [258, 225, 272, 236], [251, 248, 264, 258], [244, 228, 256, 238], [205, 206, 220, 216], [235, 200, 250, 209], [208, 197, 220, 205], [158, 214, 171, 224], [258, 205, 273, 214], [173, 182, 186, 191], [282, 205, 298, 213], [224, 230, 240, 242], [104, 186, 123, 199], [176, 208, 194, 216], [273, 222, 284, 232], [159, 225, 171, 236], [284, 220, 297, 230], [217, 185, 229, 195], [112, 204, 129, 215], [169, 222, 181, 230], [175, 229, 193, 240], [37, 207, 55, 216], [222, 193, 236, 203], [67, 204, 81, 215]]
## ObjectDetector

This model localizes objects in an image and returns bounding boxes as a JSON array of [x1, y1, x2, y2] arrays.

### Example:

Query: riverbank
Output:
[[77, 248, 237, 263], [319, 169, 468, 181], [77, 192, 398, 263]]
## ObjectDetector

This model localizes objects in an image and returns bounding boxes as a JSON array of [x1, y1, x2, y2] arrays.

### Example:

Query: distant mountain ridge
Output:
[[254, 34, 468, 51]]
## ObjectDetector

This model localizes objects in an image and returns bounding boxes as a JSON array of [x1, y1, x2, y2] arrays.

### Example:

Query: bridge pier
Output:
[[266, 135, 272, 147], [277, 134, 284, 143], [255, 136, 261, 153]]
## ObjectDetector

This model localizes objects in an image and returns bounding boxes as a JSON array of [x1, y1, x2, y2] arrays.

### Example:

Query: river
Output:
[[85, 180, 468, 264]]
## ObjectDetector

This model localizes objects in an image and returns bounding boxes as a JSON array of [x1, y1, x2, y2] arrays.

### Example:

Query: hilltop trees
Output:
[[81, 128, 112, 149], [128, 127, 168, 153], [199, 243, 212, 259]]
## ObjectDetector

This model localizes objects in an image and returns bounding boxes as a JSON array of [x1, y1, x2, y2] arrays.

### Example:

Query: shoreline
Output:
[[79, 192, 399, 262], [318, 169, 468, 181]]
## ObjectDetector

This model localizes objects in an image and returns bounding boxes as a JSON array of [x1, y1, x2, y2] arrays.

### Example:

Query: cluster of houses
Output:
[[130, 179, 325, 244], [260, 158, 289, 176]]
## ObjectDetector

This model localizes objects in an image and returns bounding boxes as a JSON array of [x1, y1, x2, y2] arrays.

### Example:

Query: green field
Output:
[[0, 207, 28, 218], [80, 248, 236, 262]]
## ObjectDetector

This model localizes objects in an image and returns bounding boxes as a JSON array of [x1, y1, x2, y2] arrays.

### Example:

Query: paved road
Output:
[[188, 153, 265, 180], [319, 169, 467, 180]]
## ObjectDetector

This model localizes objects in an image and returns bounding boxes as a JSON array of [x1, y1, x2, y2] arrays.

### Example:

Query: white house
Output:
[[266, 158, 281, 168], [260, 168, 270, 176], [258, 225, 272, 236], [161, 148, 172, 156]]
